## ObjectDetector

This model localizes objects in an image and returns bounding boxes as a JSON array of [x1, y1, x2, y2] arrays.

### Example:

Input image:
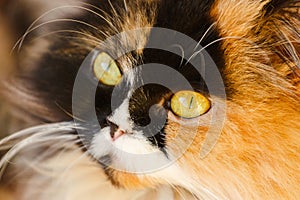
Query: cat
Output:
[[0, 0, 299, 199]]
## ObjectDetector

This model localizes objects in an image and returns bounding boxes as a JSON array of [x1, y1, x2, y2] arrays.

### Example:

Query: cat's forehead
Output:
[[87, 0, 220, 72], [110, 0, 215, 38]]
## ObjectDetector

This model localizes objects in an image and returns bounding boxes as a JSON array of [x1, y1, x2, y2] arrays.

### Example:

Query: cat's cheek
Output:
[[164, 121, 209, 157]]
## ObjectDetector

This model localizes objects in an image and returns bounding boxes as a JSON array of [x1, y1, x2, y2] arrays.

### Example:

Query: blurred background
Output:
[[0, 0, 84, 138], [0, 0, 27, 139], [1, 0, 12, 136]]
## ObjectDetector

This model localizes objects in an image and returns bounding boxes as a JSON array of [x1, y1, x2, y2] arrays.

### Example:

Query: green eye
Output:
[[170, 91, 210, 118], [93, 52, 122, 86]]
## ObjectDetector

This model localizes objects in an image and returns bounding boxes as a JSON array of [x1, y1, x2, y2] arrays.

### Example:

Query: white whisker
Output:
[[0, 122, 77, 178], [0, 122, 73, 149], [171, 44, 185, 67], [0, 133, 76, 177], [29, 29, 102, 46], [123, 0, 128, 12], [13, 139, 82, 178], [12, 5, 91, 53], [194, 22, 217, 51], [18, 19, 98, 47], [186, 36, 263, 64], [108, 0, 118, 18], [72, 5, 119, 34], [12, 5, 118, 53]]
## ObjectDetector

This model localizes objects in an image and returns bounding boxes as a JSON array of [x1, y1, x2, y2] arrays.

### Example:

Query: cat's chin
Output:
[[91, 143, 184, 190], [101, 160, 186, 191]]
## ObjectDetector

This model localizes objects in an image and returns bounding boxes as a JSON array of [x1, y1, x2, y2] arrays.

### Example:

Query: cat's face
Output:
[[71, 26, 228, 180], [10, 0, 226, 183], [2, 0, 300, 198]]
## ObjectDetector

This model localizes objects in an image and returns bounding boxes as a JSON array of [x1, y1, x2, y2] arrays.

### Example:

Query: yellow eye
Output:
[[93, 52, 122, 86], [170, 91, 210, 118]]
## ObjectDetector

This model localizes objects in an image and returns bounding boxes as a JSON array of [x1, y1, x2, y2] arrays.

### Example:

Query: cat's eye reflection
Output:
[[170, 90, 210, 118], [93, 52, 122, 86]]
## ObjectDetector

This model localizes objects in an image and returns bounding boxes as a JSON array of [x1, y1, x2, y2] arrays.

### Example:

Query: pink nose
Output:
[[106, 118, 126, 141], [112, 129, 126, 141]]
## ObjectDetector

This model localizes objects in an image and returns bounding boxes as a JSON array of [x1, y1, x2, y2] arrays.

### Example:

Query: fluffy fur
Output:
[[0, 0, 299, 199]]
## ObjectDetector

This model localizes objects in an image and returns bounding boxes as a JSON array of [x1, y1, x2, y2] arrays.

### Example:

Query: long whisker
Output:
[[0, 135, 76, 178], [108, 0, 119, 18], [81, 2, 113, 18], [12, 5, 118, 53], [194, 22, 217, 51], [16, 19, 98, 52], [0, 122, 77, 178], [186, 36, 263, 64], [0, 122, 73, 149], [12, 5, 88, 53], [12, 138, 82, 179], [123, 0, 128, 12], [29, 29, 102, 46], [55, 103, 86, 123], [68, 5, 119, 35], [171, 44, 185, 67]]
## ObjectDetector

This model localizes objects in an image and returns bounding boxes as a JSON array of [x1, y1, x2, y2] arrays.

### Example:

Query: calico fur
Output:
[[0, 0, 299, 199]]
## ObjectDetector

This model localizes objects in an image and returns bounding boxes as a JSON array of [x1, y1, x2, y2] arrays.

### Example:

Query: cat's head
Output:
[[2, 0, 300, 198]]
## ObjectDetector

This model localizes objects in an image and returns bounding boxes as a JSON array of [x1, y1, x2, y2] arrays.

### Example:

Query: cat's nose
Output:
[[106, 118, 126, 141]]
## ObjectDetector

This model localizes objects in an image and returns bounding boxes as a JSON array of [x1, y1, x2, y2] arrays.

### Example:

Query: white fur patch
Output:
[[107, 99, 133, 132], [90, 87, 183, 174], [90, 96, 174, 173], [90, 127, 113, 159], [90, 125, 169, 173]]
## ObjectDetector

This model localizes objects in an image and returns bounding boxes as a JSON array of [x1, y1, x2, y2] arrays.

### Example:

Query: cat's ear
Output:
[[262, 1, 300, 88]]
